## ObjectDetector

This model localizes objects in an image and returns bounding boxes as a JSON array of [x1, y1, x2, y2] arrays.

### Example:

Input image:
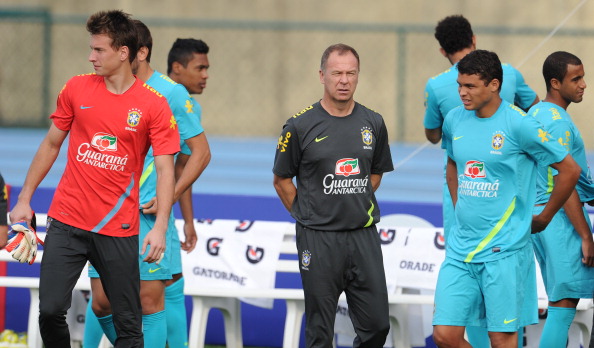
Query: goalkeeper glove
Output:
[[5, 215, 43, 265]]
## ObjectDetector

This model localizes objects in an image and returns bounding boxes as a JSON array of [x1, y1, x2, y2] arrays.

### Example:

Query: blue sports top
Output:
[[442, 101, 567, 263], [139, 70, 204, 205], [530, 101, 594, 204], [424, 63, 537, 130]]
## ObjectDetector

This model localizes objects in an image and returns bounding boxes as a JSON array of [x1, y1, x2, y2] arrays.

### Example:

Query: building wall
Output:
[[2, 0, 594, 146]]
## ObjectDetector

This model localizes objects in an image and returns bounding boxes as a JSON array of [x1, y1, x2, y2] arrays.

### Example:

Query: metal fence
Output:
[[3, 7, 594, 146]]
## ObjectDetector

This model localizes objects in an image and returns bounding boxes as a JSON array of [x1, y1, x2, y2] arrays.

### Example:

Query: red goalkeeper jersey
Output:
[[48, 74, 180, 237]]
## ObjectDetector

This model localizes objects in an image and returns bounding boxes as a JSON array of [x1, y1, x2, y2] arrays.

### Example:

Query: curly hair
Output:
[[434, 15, 474, 55]]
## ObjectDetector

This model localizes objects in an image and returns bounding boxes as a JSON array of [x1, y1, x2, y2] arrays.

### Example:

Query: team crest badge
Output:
[[492, 133, 504, 150], [127, 108, 142, 127], [301, 250, 312, 270], [361, 127, 373, 146]]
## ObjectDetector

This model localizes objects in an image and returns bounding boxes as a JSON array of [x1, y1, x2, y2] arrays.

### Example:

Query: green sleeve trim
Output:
[[546, 167, 554, 195]]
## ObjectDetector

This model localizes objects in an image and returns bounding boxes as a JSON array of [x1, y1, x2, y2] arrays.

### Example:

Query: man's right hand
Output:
[[141, 227, 166, 264], [9, 202, 34, 227]]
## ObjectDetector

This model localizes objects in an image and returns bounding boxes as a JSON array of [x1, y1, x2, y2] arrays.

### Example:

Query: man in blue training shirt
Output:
[[433, 49, 580, 348], [423, 15, 539, 346], [84, 20, 211, 348], [529, 51, 594, 348], [162, 37, 212, 348]]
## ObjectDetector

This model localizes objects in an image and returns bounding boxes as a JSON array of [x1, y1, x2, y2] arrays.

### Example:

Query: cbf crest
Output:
[[492, 132, 504, 150], [301, 250, 311, 270], [490, 131, 505, 155], [127, 108, 142, 128], [361, 127, 373, 150]]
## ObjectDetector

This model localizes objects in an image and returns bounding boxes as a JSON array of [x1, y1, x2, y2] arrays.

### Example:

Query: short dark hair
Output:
[[320, 43, 360, 71], [435, 15, 474, 55], [167, 38, 209, 75], [543, 51, 582, 91], [132, 19, 153, 63], [458, 49, 503, 91], [86, 10, 138, 63]]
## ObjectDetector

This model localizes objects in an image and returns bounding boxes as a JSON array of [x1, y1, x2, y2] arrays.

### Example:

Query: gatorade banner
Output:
[[180, 219, 287, 308]]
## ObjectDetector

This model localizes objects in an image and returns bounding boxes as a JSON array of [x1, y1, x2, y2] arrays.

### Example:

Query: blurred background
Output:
[[2, 0, 594, 146]]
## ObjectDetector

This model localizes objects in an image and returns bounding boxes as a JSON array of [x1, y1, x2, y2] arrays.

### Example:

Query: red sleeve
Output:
[[149, 97, 180, 156], [50, 78, 76, 131]]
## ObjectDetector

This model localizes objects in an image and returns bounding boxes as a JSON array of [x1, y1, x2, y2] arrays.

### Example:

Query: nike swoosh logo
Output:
[[148, 268, 161, 273], [454, 136, 464, 140], [503, 318, 517, 324], [315, 136, 328, 142], [80, 105, 94, 109]]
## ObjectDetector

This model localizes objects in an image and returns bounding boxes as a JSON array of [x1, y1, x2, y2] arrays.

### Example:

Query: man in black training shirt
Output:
[[273, 43, 394, 348]]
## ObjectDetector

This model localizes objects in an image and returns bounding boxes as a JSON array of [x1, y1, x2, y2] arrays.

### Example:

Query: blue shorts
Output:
[[532, 205, 594, 301], [170, 217, 182, 275], [433, 245, 538, 331], [89, 212, 175, 280]]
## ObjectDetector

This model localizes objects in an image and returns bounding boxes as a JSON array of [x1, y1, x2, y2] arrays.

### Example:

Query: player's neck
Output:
[[449, 47, 474, 65], [136, 63, 154, 83], [103, 65, 136, 94], [544, 93, 570, 110], [475, 96, 502, 118], [320, 98, 355, 117]]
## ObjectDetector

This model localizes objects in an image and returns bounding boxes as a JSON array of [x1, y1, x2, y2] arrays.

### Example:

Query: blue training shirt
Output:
[[424, 63, 537, 129], [139, 70, 204, 205], [530, 101, 594, 204], [442, 101, 567, 263], [423, 61, 538, 238]]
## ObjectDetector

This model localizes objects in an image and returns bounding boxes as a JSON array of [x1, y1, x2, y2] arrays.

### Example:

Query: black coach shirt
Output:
[[273, 102, 394, 231]]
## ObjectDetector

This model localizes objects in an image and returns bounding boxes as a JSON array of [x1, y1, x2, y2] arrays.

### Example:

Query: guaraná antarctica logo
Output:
[[335, 158, 360, 177], [464, 160, 486, 179], [90, 132, 117, 152]]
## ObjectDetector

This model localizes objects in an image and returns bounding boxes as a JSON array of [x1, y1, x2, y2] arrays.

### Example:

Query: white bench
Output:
[[182, 223, 594, 348], [183, 225, 436, 348]]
